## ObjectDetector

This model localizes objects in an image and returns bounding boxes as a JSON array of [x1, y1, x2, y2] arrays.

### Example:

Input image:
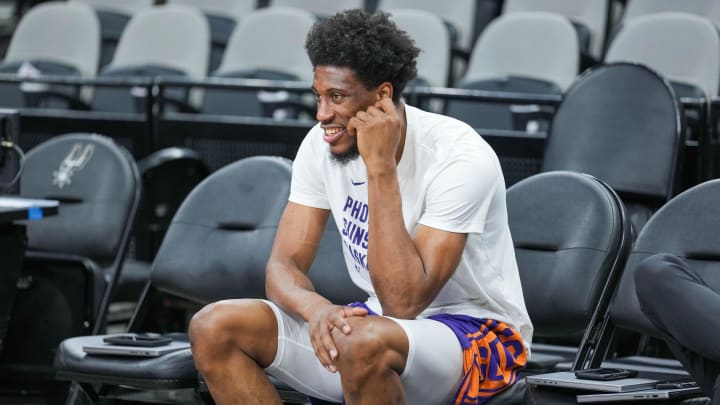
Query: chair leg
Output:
[[197, 390, 215, 405], [65, 382, 99, 405]]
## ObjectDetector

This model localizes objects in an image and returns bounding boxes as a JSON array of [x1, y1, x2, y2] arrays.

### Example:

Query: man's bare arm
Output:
[[350, 98, 468, 319], [266, 202, 332, 319], [366, 169, 467, 319], [265, 202, 367, 372]]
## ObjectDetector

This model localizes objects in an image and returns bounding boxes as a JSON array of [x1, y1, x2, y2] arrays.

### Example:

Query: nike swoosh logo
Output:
[[351, 179, 366, 186]]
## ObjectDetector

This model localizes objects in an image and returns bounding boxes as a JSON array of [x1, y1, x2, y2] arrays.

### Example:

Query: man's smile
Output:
[[323, 126, 346, 144]]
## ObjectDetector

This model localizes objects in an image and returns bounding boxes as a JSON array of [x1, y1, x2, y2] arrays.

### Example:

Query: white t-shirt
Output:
[[289, 104, 533, 347]]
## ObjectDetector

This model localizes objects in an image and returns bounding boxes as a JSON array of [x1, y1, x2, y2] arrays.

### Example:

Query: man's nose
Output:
[[316, 99, 333, 122]]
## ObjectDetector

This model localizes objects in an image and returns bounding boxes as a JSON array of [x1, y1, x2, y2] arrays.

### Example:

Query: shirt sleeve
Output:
[[289, 130, 331, 209], [418, 154, 501, 234]]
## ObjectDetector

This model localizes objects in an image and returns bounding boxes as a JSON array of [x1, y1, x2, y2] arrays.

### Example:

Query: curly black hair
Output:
[[305, 9, 420, 103]]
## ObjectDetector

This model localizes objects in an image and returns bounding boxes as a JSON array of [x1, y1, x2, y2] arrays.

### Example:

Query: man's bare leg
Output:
[[332, 316, 409, 405], [189, 299, 281, 405]]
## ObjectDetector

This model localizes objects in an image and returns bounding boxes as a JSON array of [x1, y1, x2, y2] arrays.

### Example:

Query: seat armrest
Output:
[[160, 96, 200, 114], [23, 250, 107, 320], [21, 85, 92, 110]]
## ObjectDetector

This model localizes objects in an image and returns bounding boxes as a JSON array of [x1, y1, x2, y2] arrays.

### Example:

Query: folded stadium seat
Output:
[[387, 9, 450, 88], [69, 0, 154, 70], [91, 4, 210, 114], [621, 0, 720, 30], [53, 156, 366, 404], [541, 62, 684, 236], [502, 0, 609, 69], [526, 179, 720, 404], [0, 133, 140, 398], [375, 0, 491, 86], [509, 171, 632, 369], [132, 147, 210, 263], [0, 1, 99, 110], [166, 0, 258, 72], [604, 12, 720, 149], [507, 171, 632, 372], [385, 8, 450, 113], [268, 0, 366, 18], [606, 12, 719, 100], [111, 147, 210, 324], [201, 6, 316, 119], [445, 11, 578, 132], [480, 171, 632, 405]]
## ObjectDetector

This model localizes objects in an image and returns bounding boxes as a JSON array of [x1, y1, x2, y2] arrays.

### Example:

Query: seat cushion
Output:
[[54, 333, 197, 389]]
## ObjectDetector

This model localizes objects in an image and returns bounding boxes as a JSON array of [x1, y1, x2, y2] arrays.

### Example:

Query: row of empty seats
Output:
[[443, 9, 718, 137], [2, 1, 720, 131], [0, 3, 315, 113]]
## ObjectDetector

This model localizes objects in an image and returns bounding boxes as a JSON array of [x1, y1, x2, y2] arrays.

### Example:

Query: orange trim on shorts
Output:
[[450, 319, 527, 405]]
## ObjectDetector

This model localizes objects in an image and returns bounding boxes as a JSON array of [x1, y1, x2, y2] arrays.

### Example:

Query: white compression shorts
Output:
[[261, 300, 463, 404]]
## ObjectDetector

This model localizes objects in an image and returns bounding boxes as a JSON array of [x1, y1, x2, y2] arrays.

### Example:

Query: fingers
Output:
[[318, 328, 339, 372], [346, 117, 359, 136], [332, 306, 369, 335], [356, 106, 384, 120], [330, 311, 352, 335], [309, 306, 369, 373], [355, 110, 372, 121], [351, 100, 394, 129], [310, 319, 338, 373], [365, 105, 384, 117], [375, 97, 396, 115], [345, 306, 369, 317], [309, 305, 354, 373]]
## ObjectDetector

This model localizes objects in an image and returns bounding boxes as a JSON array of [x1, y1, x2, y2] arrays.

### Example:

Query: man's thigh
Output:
[[263, 300, 463, 404], [387, 317, 463, 404], [262, 300, 345, 402]]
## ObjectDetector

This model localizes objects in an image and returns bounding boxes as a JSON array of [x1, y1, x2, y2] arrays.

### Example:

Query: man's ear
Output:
[[377, 82, 393, 100]]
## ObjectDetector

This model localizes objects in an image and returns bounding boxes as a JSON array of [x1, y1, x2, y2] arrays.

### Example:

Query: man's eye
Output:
[[331, 93, 343, 101]]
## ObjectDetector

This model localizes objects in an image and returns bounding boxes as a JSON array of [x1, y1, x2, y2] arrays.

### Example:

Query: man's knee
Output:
[[189, 299, 277, 371], [188, 300, 235, 371], [332, 318, 405, 375]]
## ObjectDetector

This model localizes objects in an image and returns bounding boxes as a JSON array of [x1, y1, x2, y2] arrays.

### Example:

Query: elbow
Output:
[[377, 287, 433, 319], [382, 309, 417, 320], [380, 300, 425, 320], [265, 262, 280, 301], [264, 283, 276, 302]]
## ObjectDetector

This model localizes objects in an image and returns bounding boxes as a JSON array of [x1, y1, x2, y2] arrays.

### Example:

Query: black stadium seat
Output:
[[541, 62, 684, 236], [527, 178, 720, 404], [0, 133, 140, 393], [480, 170, 633, 404], [111, 147, 210, 320], [54, 156, 294, 402], [55, 154, 366, 404], [508, 171, 631, 370]]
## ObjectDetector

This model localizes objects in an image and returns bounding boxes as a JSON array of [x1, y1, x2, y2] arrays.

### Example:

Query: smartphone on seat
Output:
[[574, 368, 639, 381], [102, 333, 172, 347]]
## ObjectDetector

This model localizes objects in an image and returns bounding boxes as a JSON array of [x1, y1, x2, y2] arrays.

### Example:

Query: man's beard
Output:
[[329, 143, 360, 166]]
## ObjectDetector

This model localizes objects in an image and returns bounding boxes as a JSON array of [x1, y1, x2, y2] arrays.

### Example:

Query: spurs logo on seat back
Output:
[[52, 143, 95, 189]]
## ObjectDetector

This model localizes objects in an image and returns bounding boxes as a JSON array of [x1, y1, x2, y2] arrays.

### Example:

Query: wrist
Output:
[[366, 163, 397, 179], [299, 295, 334, 322]]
